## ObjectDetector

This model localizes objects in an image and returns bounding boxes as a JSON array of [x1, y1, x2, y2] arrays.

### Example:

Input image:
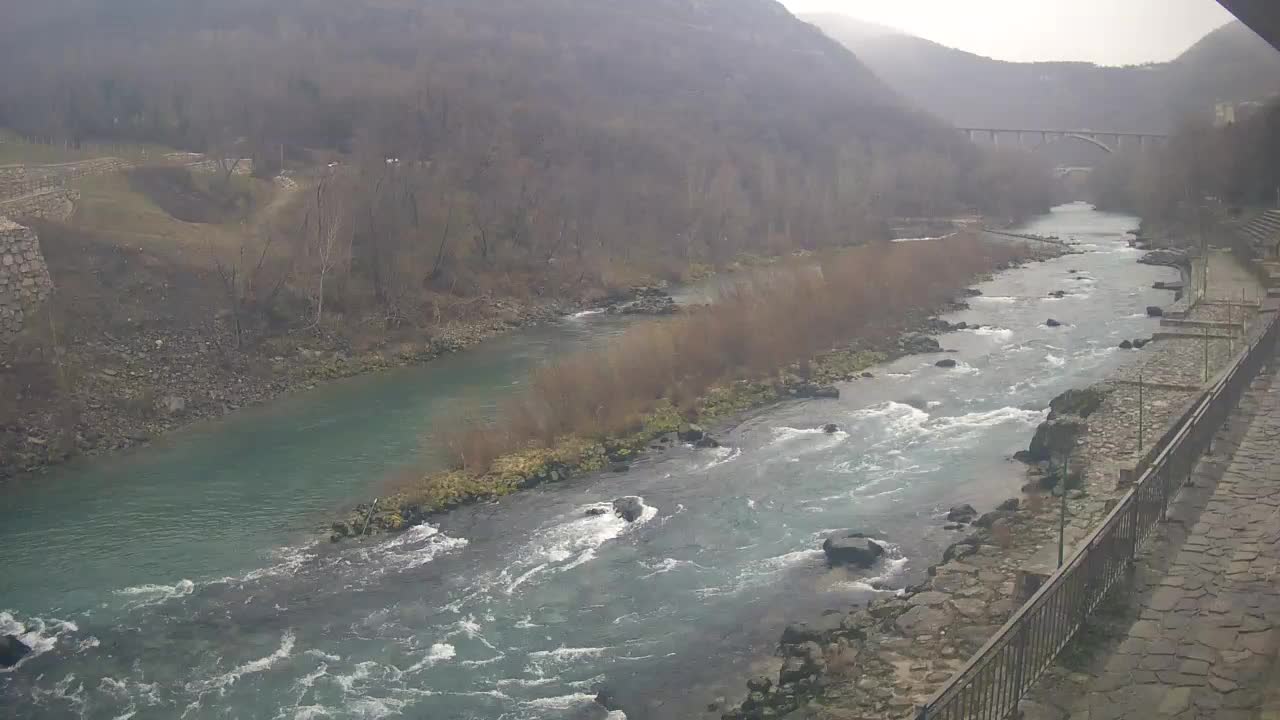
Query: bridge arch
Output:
[[1058, 133, 1115, 154]]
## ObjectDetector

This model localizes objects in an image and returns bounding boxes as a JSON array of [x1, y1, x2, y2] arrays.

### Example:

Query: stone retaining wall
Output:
[[0, 216, 53, 337], [0, 188, 79, 222], [0, 158, 133, 200]]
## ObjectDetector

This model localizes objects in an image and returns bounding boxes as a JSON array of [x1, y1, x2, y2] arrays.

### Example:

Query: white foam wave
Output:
[[638, 558, 707, 579], [967, 326, 1014, 340], [772, 426, 849, 443], [569, 309, 605, 319], [497, 499, 656, 594], [520, 692, 599, 710], [498, 677, 561, 688], [1045, 353, 1066, 368], [286, 706, 332, 720], [974, 295, 1018, 304], [405, 643, 456, 674], [116, 579, 195, 608], [0, 611, 78, 673], [699, 446, 741, 470], [527, 646, 611, 662], [190, 630, 296, 692]]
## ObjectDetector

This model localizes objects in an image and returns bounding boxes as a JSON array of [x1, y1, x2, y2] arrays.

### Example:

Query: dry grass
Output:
[[442, 234, 1026, 473]]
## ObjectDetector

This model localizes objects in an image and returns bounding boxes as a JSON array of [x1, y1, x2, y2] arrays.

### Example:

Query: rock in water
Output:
[[822, 531, 885, 568], [1026, 417, 1087, 463], [594, 684, 623, 712], [0, 635, 31, 668], [676, 423, 705, 442], [1119, 340, 1133, 350], [812, 386, 840, 399], [899, 333, 943, 355], [1048, 386, 1111, 419], [612, 496, 645, 522], [935, 358, 958, 368], [1146, 306, 1164, 317], [1133, 338, 1150, 349], [822, 423, 839, 434], [1045, 318, 1062, 328], [946, 504, 978, 523]]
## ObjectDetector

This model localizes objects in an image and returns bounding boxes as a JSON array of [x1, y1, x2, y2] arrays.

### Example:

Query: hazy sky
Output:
[[780, 0, 1237, 65]]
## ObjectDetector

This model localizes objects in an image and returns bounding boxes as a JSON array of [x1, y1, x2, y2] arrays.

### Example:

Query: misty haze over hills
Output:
[[806, 14, 1280, 133]]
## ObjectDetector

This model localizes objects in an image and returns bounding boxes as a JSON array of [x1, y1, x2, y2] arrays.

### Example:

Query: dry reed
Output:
[[443, 234, 1025, 473]]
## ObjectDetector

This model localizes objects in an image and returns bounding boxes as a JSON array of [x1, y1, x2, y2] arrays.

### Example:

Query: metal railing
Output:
[[917, 305, 1279, 720]]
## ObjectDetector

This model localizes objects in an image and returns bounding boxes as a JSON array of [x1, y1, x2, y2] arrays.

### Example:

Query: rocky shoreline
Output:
[[0, 285, 681, 483], [709, 245, 1251, 720]]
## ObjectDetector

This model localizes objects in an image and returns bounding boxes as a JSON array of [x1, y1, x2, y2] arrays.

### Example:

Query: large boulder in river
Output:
[[1048, 386, 1110, 419], [677, 423, 705, 442], [947, 504, 978, 523], [612, 497, 646, 522], [935, 358, 958, 368], [1024, 417, 1087, 464], [822, 531, 885, 568], [0, 635, 31, 668]]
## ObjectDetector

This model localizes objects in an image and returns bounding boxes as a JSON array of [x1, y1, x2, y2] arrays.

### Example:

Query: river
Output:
[[1, 204, 1176, 719]]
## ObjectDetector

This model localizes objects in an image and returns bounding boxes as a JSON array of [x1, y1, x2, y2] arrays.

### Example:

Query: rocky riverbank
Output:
[[0, 285, 683, 482], [709, 248, 1262, 720]]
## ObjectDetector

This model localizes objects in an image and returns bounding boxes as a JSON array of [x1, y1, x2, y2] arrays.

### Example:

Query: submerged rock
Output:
[[593, 684, 624, 712], [793, 383, 839, 399], [0, 635, 31, 669], [1119, 340, 1134, 349], [585, 507, 610, 517], [1139, 249, 1188, 268], [822, 423, 839, 434], [694, 435, 721, 449], [612, 496, 646, 522], [1045, 318, 1062, 328], [935, 358, 958, 368], [822, 531, 885, 568]]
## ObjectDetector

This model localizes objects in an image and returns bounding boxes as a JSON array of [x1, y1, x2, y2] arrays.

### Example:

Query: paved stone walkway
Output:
[[1029, 366, 1280, 719]]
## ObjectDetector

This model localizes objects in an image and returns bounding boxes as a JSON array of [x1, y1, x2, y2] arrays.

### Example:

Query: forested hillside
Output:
[[807, 15, 1280, 134], [2, 1, 1049, 285]]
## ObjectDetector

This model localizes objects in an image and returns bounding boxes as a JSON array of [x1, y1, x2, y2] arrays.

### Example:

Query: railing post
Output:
[[1129, 498, 1140, 562]]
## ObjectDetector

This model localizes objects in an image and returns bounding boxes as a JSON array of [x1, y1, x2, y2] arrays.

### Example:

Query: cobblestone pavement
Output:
[[1028, 366, 1280, 720]]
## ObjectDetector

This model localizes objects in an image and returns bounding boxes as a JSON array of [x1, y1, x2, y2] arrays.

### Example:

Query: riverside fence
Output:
[[916, 302, 1280, 720]]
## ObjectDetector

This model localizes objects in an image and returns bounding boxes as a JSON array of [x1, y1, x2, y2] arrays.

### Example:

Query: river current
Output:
[[1, 204, 1176, 719]]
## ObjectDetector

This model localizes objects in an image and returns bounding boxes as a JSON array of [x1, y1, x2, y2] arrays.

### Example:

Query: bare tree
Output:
[[302, 173, 349, 327]]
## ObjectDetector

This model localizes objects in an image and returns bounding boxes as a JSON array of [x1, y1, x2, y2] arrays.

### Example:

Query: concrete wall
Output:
[[0, 216, 53, 337]]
